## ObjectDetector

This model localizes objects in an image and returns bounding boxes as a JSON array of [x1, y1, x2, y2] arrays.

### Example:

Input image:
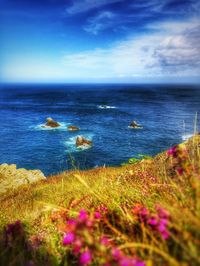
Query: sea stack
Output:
[[68, 125, 80, 131], [129, 120, 142, 128], [76, 136, 92, 147], [45, 117, 60, 128]]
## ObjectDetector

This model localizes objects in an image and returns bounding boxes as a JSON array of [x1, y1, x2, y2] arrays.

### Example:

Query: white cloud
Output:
[[151, 21, 200, 71], [80, 1, 172, 36], [2, 18, 199, 83], [67, 0, 122, 14], [84, 11, 116, 35], [67, 0, 170, 15], [62, 19, 200, 79]]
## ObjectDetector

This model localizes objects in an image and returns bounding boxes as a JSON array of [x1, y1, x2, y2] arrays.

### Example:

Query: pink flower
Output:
[[177, 167, 183, 175], [156, 206, 170, 219], [67, 218, 77, 225], [167, 146, 177, 157], [97, 205, 108, 215], [161, 230, 170, 240], [67, 219, 77, 231], [160, 218, 168, 226], [158, 223, 166, 233], [102, 206, 108, 213], [134, 260, 146, 266], [94, 211, 101, 219], [100, 236, 110, 246], [79, 209, 88, 222], [120, 258, 146, 266], [79, 250, 92, 265], [86, 218, 93, 228], [148, 217, 157, 226], [156, 218, 170, 240], [73, 239, 82, 255], [62, 232, 75, 245], [119, 257, 131, 266], [140, 207, 149, 217], [112, 247, 122, 260]]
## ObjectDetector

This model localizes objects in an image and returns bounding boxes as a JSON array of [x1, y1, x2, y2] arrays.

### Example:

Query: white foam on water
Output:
[[182, 133, 194, 141], [98, 105, 117, 109], [128, 126, 143, 129], [32, 122, 69, 131]]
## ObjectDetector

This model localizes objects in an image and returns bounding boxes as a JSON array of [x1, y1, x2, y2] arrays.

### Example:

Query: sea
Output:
[[0, 84, 199, 176]]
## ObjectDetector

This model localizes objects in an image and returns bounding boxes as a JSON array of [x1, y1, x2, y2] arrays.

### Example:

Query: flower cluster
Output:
[[2, 220, 48, 265], [62, 208, 100, 264], [61, 208, 146, 266], [167, 144, 192, 176], [110, 247, 146, 266], [132, 204, 170, 240], [4, 220, 24, 247], [167, 146, 178, 158]]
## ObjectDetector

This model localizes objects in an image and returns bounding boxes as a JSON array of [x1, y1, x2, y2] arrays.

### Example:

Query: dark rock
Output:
[[45, 117, 60, 128], [76, 136, 92, 147], [129, 120, 142, 128], [68, 126, 80, 131]]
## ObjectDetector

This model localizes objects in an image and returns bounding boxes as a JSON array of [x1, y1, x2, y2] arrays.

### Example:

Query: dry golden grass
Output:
[[0, 135, 200, 265]]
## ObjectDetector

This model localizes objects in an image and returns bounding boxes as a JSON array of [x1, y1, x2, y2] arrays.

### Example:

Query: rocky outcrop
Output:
[[44, 117, 60, 128], [0, 164, 46, 194], [76, 136, 92, 147], [129, 121, 142, 128], [68, 126, 80, 131]]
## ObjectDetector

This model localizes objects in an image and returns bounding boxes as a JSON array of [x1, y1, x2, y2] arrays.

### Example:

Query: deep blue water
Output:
[[0, 84, 199, 176]]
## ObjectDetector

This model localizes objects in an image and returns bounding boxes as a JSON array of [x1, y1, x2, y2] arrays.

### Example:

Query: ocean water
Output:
[[0, 84, 199, 176]]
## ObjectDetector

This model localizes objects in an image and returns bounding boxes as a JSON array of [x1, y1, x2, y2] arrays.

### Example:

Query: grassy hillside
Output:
[[0, 135, 200, 266]]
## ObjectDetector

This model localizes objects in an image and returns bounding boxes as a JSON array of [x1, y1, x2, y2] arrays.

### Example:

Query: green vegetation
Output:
[[0, 136, 200, 266], [121, 154, 153, 166]]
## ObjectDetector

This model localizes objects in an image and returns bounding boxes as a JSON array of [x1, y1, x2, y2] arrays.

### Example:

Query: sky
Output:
[[0, 0, 200, 83]]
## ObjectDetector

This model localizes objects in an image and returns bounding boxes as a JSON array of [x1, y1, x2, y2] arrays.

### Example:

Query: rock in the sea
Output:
[[0, 164, 46, 194], [45, 117, 60, 128], [129, 120, 142, 128], [76, 136, 92, 147], [68, 125, 80, 131], [99, 105, 107, 109]]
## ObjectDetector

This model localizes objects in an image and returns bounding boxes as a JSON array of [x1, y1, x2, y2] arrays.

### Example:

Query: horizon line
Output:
[[1, 81, 200, 86]]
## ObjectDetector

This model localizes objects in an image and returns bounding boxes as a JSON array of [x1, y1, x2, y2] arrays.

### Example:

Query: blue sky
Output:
[[0, 0, 200, 83]]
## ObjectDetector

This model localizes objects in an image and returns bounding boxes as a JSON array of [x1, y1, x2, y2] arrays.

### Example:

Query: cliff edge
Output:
[[0, 164, 46, 194]]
